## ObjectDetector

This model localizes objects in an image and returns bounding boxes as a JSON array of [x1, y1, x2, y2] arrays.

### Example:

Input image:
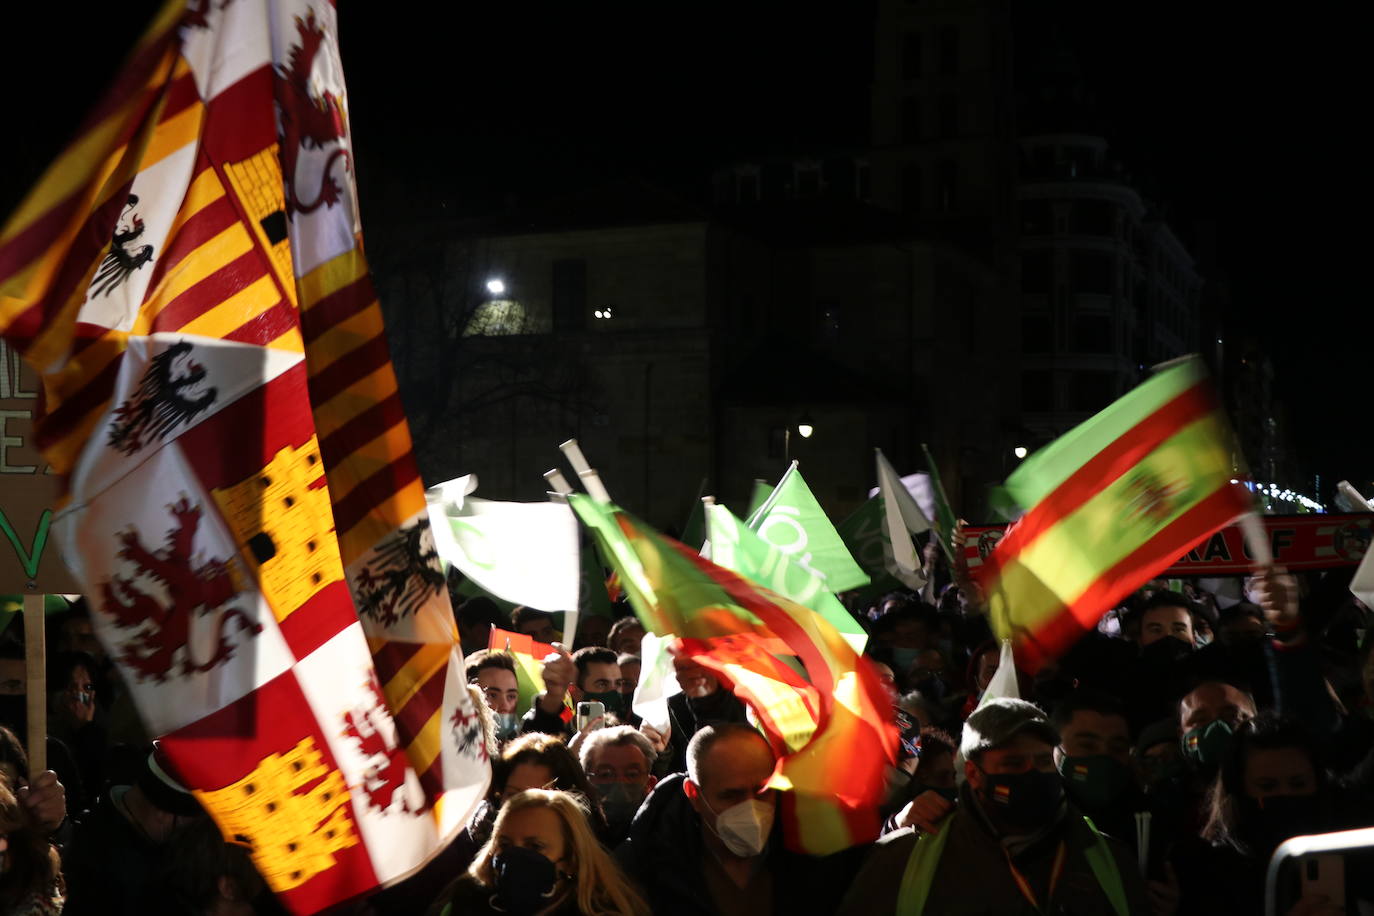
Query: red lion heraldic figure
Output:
[[275, 8, 348, 215], [99, 495, 263, 682]]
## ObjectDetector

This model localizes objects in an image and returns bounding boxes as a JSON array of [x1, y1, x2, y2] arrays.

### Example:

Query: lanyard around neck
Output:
[[1002, 840, 1067, 914]]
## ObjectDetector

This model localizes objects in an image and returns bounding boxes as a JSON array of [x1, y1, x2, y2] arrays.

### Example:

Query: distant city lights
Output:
[[1255, 482, 1325, 513], [593, 307, 614, 320]]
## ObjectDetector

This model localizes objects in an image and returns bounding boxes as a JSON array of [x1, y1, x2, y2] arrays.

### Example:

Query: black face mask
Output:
[[979, 768, 1064, 832], [687, 689, 732, 721], [1141, 636, 1194, 665], [491, 845, 561, 915], [1236, 794, 1324, 856], [914, 783, 959, 804]]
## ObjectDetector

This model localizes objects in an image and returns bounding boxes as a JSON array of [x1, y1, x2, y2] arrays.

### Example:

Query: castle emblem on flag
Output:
[[99, 496, 262, 682], [352, 518, 446, 628], [90, 193, 154, 298], [274, 9, 349, 216], [108, 341, 217, 455]]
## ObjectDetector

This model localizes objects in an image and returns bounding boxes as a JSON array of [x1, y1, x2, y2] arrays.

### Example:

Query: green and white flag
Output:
[[707, 501, 867, 653], [921, 443, 959, 562], [876, 449, 930, 590], [427, 474, 581, 612], [746, 462, 870, 593]]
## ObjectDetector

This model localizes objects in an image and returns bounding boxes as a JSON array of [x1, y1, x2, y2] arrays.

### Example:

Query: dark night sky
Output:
[[5, 2, 1369, 497]]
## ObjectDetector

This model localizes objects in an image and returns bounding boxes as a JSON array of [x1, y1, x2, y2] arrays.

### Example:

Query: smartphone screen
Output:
[[576, 701, 605, 732], [1300, 854, 1345, 908]]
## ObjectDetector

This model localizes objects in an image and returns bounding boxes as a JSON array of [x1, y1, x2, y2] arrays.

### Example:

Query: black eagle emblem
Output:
[[108, 340, 217, 455], [91, 193, 155, 298]]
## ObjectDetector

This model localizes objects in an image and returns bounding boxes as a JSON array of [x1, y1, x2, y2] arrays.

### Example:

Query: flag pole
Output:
[[23, 593, 46, 777], [559, 439, 612, 503], [1239, 512, 1273, 567], [544, 468, 574, 497]]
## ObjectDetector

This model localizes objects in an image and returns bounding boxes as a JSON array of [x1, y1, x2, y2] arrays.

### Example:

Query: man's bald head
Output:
[[684, 724, 777, 823]]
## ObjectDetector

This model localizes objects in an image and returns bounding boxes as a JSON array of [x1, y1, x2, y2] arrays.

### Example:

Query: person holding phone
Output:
[[1172, 715, 1373, 915]]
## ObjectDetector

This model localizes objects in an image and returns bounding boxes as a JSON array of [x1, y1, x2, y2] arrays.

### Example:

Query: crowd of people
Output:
[[1, 526, 1371, 914]]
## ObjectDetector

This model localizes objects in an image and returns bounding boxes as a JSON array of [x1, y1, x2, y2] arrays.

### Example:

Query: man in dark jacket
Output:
[[838, 698, 1150, 915], [617, 723, 864, 916]]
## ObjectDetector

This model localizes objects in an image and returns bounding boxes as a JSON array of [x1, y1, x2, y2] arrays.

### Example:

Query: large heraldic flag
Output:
[[0, 1, 488, 911]]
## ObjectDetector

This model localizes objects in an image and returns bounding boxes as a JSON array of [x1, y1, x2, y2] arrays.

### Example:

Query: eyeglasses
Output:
[[590, 768, 645, 783]]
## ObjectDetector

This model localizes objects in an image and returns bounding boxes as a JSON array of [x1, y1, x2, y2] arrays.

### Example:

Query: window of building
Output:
[[1070, 371, 1115, 412], [1022, 370, 1054, 412], [1071, 250, 1113, 295], [551, 258, 586, 331], [1022, 313, 1052, 353], [900, 162, 922, 213], [900, 96, 921, 143], [937, 159, 957, 212], [1021, 250, 1052, 293], [1071, 314, 1112, 353], [937, 95, 957, 138], [902, 32, 922, 79], [1070, 200, 1114, 236], [939, 26, 959, 74], [1020, 199, 1050, 235]]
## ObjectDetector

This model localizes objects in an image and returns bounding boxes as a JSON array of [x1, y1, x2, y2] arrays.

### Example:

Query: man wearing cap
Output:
[[63, 743, 206, 915], [838, 697, 1149, 915]]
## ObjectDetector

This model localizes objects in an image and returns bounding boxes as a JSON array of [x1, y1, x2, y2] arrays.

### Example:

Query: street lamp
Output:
[[1013, 446, 1028, 460], [485, 278, 506, 295], [797, 413, 815, 439]]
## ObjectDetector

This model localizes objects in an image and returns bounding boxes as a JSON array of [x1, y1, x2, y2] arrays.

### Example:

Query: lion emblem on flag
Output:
[[108, 340, 217, 455], [274, 8, 349, 216], [99, 496, 262, 682]]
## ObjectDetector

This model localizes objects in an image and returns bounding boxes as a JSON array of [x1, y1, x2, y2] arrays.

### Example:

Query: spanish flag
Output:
[[972, 357, 1253, 671], [571, 494, 897, 856]]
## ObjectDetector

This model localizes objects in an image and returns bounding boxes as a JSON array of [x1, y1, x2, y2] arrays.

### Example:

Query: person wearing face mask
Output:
[[838, 698, 1150, 915], [1122, 591, 1205, 730], [429, 788, 649, 916], [617, 724, 865, 916], [579, 726, 658, 846], [467, 650, 524, 743], [1172, 715, 1374, 915], [569, 647, 636, 727]]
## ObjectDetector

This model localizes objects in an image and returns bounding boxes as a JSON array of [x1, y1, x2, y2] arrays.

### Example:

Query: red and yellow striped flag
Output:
[[0, 2, 486, 911], [571, 494, 897, 856], [972, 357, 1253, 671]]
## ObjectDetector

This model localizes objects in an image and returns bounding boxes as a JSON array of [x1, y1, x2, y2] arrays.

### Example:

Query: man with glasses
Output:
[[579, 725, 658, 845]]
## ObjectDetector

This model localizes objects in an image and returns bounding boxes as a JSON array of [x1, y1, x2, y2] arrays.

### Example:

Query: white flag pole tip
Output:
[[544, 468, 574, 496], [559, 439, 593, 476], [578, 469, 612, 504]]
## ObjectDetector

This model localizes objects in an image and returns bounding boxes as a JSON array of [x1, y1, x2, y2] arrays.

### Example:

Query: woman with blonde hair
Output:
[[429, 788, 647, 916]]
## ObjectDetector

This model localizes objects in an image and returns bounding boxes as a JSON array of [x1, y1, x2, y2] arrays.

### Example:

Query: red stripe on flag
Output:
[[150, 248, 269, 332], [34, 352, 125, 452], [299, 274, 376, 344], [275, 581, 358, 663], [1013, 484, 1253, 672], [173, 361, 316, 490], [307, 334, 392, 406], [980, 382, 1218, 581], [317, 392, 406, 471], [370, 640, 426, 686], [414, 754, 446, 805], [3, 184, 135, 350], [0, 192, 85, 283], [158, 69, 202, 123], [393, 664, 450, 727], [74, 26, 181, 136], [140, 188, 240, 298], [223, 298, 296, 346], [330, 455, 421, 535], [200, 66, 276, 164]]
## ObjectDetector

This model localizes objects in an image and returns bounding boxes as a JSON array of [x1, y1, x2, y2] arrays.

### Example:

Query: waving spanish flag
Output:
[[972, 357, 1253, 671], [571, 494, 896, 856]]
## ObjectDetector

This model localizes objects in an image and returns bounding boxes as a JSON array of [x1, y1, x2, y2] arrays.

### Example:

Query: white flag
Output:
[[876, 449, 930, 589], [632, 631, 682, 735], [867, 471, 939, 528], [426, 475, 580, 611]]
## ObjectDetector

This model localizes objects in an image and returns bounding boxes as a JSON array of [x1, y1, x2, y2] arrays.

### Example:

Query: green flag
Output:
[[745, 478, 773, 519], [579, 537, 614, 619], [921, 443, 959, 563], [706, 502, 867, 653], [836, 498, 905, 604], [747, 462, 870, 593]]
